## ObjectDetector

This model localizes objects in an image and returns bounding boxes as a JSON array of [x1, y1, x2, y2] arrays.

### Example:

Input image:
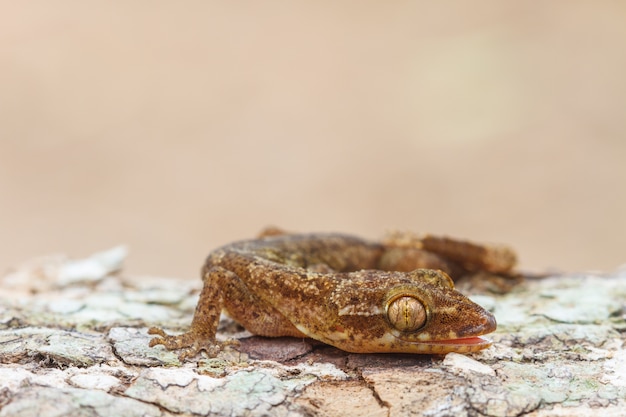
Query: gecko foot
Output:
[[148, 327, 239, 361]]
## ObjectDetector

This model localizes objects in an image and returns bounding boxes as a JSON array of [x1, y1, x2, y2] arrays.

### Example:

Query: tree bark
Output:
[[1, 248, 624, 416]]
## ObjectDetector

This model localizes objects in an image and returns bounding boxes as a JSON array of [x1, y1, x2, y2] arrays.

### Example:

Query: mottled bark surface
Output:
[[1, 248, 625, 416]]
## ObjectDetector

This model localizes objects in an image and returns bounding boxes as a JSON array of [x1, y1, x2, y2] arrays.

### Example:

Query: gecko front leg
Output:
[[148, 266, 237, 360]]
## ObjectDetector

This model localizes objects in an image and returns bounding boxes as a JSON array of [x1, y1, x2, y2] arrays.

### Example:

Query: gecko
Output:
[[149, 229, 517, 360]]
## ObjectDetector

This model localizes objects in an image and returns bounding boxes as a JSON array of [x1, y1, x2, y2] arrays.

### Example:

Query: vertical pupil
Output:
[[388, 295, 426, 332]]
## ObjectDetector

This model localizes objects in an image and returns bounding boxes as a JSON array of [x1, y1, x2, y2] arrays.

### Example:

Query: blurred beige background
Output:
[[1, 1, 625, 279]]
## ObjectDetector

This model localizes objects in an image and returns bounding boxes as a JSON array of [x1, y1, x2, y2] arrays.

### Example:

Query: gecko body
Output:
[[149, 230, 516, 360]]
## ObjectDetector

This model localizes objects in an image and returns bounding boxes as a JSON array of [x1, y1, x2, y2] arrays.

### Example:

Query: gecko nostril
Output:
[[482, 312, 497, 333]]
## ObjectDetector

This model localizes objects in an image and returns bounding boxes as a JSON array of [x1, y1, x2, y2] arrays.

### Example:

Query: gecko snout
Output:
[[477, 310, 497, 335]]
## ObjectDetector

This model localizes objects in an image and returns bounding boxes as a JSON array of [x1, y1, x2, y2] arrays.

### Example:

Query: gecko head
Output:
[[382, 269, 497, 354]]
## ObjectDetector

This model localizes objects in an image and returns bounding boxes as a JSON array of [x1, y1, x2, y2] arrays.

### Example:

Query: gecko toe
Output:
[[147, 327, 167, 338]]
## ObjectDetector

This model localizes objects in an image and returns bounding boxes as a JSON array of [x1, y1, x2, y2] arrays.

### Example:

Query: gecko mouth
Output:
[[430, 336, 492, 346], [417, 336, 493, 353]]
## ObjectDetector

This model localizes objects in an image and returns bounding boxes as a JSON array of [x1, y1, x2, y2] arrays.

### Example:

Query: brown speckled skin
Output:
[[149, 230, 516, 360]]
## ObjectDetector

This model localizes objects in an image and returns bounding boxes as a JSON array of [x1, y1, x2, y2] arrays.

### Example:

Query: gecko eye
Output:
[[386, 295, 427, 332]]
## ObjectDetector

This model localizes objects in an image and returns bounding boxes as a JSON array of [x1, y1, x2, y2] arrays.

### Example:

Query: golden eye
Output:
[[386, 296, 427, 332]]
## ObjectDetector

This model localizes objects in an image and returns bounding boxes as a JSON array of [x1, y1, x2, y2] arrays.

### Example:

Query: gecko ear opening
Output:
[[385, 295, 428, 332]]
